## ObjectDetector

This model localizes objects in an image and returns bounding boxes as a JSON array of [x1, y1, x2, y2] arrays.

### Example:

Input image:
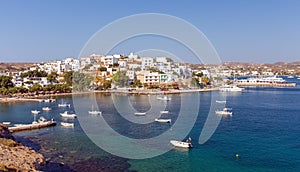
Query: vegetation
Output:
[[112, 71, 129, 87], [0, 76, 13, 89], [20, 70, 47, 78]]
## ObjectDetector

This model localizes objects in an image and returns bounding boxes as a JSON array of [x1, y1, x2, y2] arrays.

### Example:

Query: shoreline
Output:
[[0, 88, 219, 103]]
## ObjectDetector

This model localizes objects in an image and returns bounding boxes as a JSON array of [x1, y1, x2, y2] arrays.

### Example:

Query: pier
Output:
[[8, 121, 57, 133]]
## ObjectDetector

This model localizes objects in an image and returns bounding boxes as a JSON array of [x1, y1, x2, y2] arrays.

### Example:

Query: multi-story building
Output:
[[141, 57, 154, 70]]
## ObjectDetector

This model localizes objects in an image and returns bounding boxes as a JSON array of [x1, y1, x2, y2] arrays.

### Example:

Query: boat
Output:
[[170, 139, 192, 148], [215, 108, 232, 116], [219, 85, 244, 92], [157, 95, 171, 101], [235, 76, 296, 87], [60, 111, 77, 118], [287, 76, 294, 79], [44, 98, 56, 103], [2, 122, 11, 126], [155, 118, 171, 123], [31, 110, 40, 114], [38, 116, 47, 123], [160, 110, 169, 114], [61, 122, 74, 127], [134, 112, 146, 116], [42, 107, 51, 111], [88, 105, 102, 115], [216, 100, 227, 104], [58, 103, 71, 108]]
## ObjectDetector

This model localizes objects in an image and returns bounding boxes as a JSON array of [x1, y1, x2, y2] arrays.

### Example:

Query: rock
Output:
[[0, 125, 45, 171]]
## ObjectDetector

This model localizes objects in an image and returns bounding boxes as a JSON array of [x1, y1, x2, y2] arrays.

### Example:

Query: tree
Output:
[[29, 83, 43, 93], [47, 72, 58, 84], [64, 71, 74, 86], [102, 80, 111, 90], [112, 71, 129, 87], [20, 70, 47, 78], [98, 66, 107, 71], [72, 71, 93, 91], [201, 77, 211, 86], [0, 76, 13, 89], [191, 78, 200, 87], [134, 67, 141, 71], [194, 72, 203, 77]]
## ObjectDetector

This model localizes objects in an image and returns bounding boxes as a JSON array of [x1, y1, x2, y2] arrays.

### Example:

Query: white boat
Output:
[[38, 116, 47, 123], [58, 103, 71, 108], [215, 108, 232, 116], [60, 111, 77, 118], [235, 76, 296, 87], [216, 100, 227, 104], [157, 95, 171, 101], [44, 98, 56, 103], [134, 112, 146, 116], [219, 85, 244, 92], [170, 140, 192, 148], [155, 118, 171, 123], [88, 105, 102, 115], [287, 76, 294, 79], [2, 122, 11, 125], [42, 107, 51, 111], [31, 110, 40, 114], [61, 122, 74, 127], [160, 110, 169, 114]]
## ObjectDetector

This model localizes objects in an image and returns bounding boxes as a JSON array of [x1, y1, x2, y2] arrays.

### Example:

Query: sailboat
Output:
[[88, 105, 102, 115], [58, 99, 70, 108]]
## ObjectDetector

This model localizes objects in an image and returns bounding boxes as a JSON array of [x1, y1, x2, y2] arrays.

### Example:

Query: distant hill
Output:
[[0, 62, 35, 72]]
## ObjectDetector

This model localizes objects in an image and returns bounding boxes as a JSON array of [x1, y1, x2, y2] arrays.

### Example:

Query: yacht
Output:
[[155, 118, 171, 123], [88, 105, 102, 115], [42, 107, 51, 111], [61, 122, 74, 128], [215, 108, 232, 117], [31, 110, 40, 114], [170, 139, 192, 148], [134, 112, 146, 116]]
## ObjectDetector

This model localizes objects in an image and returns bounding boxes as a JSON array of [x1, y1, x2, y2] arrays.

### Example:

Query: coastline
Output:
[[0, 88, 219, 103]]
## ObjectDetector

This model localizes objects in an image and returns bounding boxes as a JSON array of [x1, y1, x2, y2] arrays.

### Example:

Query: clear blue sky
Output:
[[0, 0, 300, 63]]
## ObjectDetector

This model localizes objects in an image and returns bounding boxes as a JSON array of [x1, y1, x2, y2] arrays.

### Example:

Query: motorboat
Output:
[[58, 103, 70, 108], [287, 76, 294, 79], [219, 85, 244, 92], [2, 122, 11, 126], [31, 110, 40, 114], [38, 116, 47, 123], [61, 122, 74, 128], [42, 107, 51, 111], [160, 110, 169, 114], [215, 108, 232, 116], [155, 118, 171, 123], [88, 105, 102, 115], [170, 140, 192, 148], [216, 100, 227, 104], [44, 98, 56, 103], [60, 111, 77, 118], [157, 95, 171, 101], [134, 112, 146, 116]]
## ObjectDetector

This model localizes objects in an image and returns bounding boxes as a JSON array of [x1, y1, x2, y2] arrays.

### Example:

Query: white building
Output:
[[141, 57, 154, 70]]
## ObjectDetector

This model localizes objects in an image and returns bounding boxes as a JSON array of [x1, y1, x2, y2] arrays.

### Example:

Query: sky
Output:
[[0, 0, 300, 63]]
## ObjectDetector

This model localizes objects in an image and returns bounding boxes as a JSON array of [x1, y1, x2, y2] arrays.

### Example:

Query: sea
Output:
[[1, 76, 300, 172]]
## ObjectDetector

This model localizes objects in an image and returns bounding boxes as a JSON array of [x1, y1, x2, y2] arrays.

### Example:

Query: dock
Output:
[[8, 121, 57, 133]]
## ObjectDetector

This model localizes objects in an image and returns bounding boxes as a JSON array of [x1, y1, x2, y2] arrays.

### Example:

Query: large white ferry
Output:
[[235, 76, 296, 87]]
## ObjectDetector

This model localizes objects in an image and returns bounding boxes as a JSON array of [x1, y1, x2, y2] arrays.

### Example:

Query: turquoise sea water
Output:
[[1, 77, 300, 172]]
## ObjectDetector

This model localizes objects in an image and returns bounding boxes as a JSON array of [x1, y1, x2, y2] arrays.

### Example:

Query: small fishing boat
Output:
[[31, 110, 40, 114], [155, 118, 171, 123], [160, 110, 169, 114], [216, 100, 227, 104], [60, 111, 77, 118], [157, 95, 171, 101], [134, 112, 146, 116], [58, 103, 71, 108], [61, 122, 74, 128], [42, 107, 51, 111], [215, 108, 232, 116], [88, 105, 102, 115], [170, 139, 192, 148]]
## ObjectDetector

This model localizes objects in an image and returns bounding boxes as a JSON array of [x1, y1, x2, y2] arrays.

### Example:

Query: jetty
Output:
[[8, 120, 57, 133]]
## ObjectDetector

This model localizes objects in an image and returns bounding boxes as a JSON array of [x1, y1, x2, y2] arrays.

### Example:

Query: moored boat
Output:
[[42, 107, 51, 111], [60, 111, 77, 118], [170, 139, 192, 148], [216, 100, 227, 104], [155, 118, 171, 123], [134, 112, 146, 116], [157, 95, 171, 101], [219, 85, 244, 92], [31, 110, 40, 114], [160, 110, 169, 114], [58, 103, 71, 108], [88, 105, 102, 115], [215, 108, 232, 116], [61, 122, 74, 127]]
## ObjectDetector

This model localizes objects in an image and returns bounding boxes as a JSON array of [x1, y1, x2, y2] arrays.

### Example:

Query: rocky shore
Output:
[[0, 125, 44, 171]]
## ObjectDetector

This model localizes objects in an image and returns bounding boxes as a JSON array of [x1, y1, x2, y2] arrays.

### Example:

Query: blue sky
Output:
[[0, 0, 300, 63]]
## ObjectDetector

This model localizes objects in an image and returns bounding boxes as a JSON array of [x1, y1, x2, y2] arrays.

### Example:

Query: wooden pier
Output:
[[8, 121, 57, 133]]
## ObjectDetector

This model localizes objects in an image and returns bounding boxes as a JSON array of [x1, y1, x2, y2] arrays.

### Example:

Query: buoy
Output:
[[235, 153, 239, 158]]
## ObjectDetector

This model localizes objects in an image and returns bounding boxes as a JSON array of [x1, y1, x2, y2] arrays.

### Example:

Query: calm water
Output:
[[1, 77, 300, 172]]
